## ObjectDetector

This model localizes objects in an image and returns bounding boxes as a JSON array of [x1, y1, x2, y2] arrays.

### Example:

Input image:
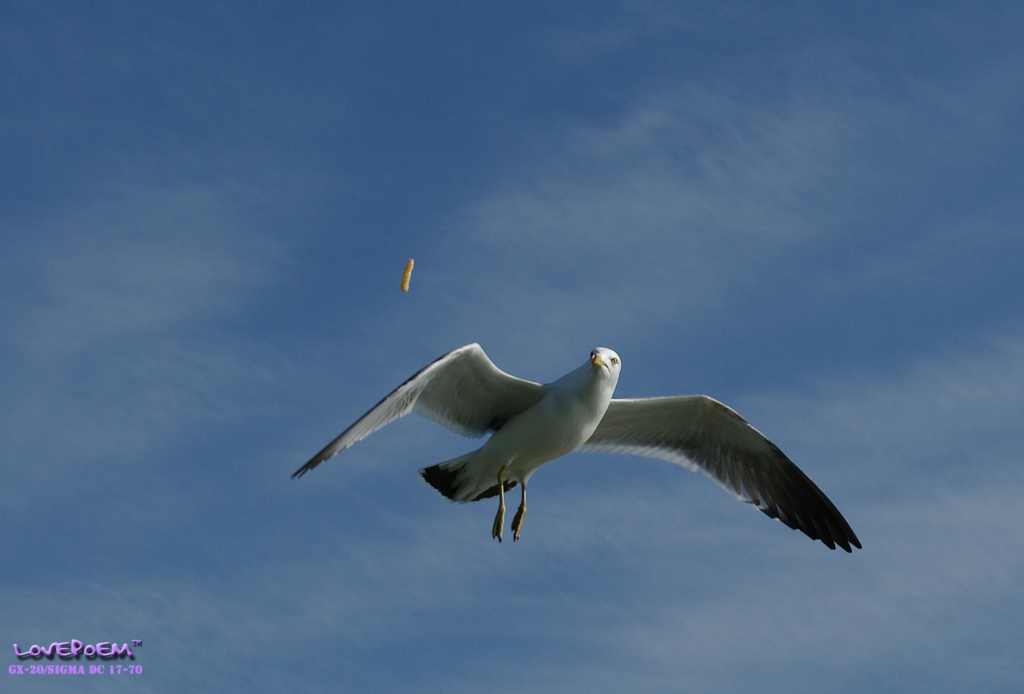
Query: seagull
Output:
[[293, 344, 861, 551]]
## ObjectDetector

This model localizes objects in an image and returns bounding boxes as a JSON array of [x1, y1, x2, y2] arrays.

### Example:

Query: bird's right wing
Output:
[[581, 395, 861, 551], [292, 344, 545, 478]]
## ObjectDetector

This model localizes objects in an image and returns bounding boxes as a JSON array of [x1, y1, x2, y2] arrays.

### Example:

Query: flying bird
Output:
[[293, 344, 861, 551]]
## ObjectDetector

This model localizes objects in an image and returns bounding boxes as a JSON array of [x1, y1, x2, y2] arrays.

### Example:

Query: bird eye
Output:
[[611, 357, 619, 365]]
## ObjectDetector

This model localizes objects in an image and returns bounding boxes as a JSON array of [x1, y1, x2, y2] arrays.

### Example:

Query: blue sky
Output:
[[3, 2, 1023, 692]]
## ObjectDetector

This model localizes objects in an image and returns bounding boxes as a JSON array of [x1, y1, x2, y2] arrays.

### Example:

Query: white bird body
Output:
[[294, 343, 861, 551], [451, 351, 619, 501]]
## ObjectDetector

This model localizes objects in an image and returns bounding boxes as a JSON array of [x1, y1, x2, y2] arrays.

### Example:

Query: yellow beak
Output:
[[591, 352, 608, 367]]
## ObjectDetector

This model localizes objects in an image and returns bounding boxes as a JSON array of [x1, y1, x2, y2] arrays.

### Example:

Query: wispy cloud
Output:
[[2, 186, 282, 359], [741, 324, 1024, 489], [405, 84, 887, 367], [0, 184, 288, 506], [4, 5, 1023, 693]]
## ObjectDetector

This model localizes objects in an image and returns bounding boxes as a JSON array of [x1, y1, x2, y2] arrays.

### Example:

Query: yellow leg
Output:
[[512, 483, 527, 541], [491, 468, 506, 542]]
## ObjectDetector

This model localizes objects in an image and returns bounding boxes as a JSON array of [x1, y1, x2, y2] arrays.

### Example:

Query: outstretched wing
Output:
[[293, 344, 545, 478], [581, 395, 861, 552]]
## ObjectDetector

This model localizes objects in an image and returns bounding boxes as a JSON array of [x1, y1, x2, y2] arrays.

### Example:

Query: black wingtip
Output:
[[795, 508, 862, 552], [291, 461, 316, 479], [754, 453, 862, 552]]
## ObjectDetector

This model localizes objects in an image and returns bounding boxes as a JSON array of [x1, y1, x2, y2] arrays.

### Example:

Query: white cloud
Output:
[[739, 325, 1024, 491], [0, 184, 290, 508], [415, 83, 899, 367], [4, 8, 1023, 693], [2, 186, 282, 361]]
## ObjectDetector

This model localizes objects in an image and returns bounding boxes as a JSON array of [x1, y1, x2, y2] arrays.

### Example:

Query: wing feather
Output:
[[292, 344, 544, 478], [581, 395, 861, 551]]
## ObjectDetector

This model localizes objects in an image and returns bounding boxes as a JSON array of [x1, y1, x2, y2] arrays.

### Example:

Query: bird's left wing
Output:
[[293, 344, 545, 478], [581, 396, 861, 551]]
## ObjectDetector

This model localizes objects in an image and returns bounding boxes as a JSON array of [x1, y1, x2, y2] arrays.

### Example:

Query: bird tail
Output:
[[420, 450, 517, 503]]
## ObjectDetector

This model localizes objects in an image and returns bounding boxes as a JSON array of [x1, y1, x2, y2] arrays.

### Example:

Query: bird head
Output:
[[590, 347, 621, 378]]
